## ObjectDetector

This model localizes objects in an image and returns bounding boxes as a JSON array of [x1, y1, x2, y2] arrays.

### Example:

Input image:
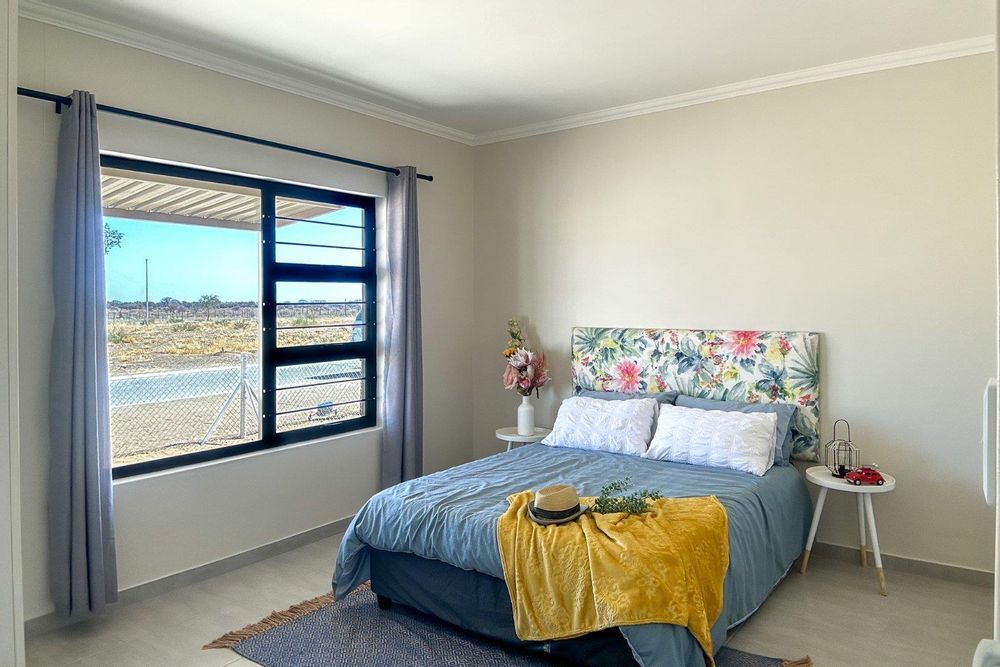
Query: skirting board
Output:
[[810, 541, 993, 588], [25, 526, 991, 636], [25, 515, 353, 637]]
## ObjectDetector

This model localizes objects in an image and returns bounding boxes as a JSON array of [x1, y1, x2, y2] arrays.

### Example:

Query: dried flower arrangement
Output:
[[502, 318, 551, 398]]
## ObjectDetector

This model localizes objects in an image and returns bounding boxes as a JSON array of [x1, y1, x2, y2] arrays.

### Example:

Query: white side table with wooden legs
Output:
[[800, 465, 896, 596], [495, 427, 550, 452]]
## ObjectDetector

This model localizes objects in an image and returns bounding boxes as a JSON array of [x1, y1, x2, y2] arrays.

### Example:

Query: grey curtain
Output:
[[382, 166, 423, 487], [49, 90, 118, 617]]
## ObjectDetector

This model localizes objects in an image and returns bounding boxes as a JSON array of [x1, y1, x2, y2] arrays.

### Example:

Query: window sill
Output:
[[113, 424, 383, 486]]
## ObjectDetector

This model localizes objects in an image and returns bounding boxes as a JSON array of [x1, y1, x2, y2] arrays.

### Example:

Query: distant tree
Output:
[[104, 224, 124, 254], [199, 294, 221, 319]]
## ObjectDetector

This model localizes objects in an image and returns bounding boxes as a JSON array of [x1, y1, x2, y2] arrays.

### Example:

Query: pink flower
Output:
[[507, 347, 533, 371], [502, 364, 519, 390], [779, 336, 792, 355], [725, 331, 760, 359], [502, 341, 551, 396], [611, 359, 642, 394], [535, 352, 552, 387], [532, 351, 550, 388]]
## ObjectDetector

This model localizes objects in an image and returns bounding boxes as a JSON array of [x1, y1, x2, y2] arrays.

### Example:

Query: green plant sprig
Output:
[[591, 477, 663, 514], [506, 318, 525, 350]]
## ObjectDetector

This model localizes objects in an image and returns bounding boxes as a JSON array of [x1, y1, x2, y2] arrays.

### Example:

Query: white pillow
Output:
[[644, 404, 778, 476], [542, 396, 658, 457]]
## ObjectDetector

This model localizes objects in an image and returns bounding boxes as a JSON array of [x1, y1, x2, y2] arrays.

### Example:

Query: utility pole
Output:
[[144, 258, 149, 325]]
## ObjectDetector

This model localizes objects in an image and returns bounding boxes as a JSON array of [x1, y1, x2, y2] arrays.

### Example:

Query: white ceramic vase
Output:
[[517, 395, 535, 435]]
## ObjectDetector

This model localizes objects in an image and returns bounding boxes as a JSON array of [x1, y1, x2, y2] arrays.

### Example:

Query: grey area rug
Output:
[[205, 585, 810, 666]]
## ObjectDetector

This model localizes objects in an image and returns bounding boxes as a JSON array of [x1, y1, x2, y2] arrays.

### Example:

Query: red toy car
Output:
[[845, 466, 885, 486]]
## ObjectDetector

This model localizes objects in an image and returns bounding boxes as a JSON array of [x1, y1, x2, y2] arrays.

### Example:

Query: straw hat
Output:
[[527, 484, 589, 525]]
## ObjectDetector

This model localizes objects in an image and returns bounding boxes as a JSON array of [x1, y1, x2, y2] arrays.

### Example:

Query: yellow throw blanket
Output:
[[497, 492, 729, 665]]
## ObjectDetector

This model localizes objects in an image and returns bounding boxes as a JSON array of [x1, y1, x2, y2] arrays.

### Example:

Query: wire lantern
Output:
[[825, 419, 859, 478]]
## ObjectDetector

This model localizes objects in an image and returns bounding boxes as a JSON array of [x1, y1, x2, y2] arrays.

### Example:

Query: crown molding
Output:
[[472, 35, 996, 145], [18, 0, 479, 145], [18, 1, 994, 148]]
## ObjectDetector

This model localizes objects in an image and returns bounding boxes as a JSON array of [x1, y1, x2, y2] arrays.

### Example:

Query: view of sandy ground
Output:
[[108, 306, 363, 466], [108, 318, 258, 376]]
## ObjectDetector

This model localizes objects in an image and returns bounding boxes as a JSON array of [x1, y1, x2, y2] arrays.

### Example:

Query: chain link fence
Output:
[[110, 355, 365, 466]]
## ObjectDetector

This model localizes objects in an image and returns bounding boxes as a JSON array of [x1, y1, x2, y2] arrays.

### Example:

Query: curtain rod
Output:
[[17, 87, 434, 182]]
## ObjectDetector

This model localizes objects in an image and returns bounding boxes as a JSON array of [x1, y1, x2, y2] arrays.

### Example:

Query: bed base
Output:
[[370, 548, 636, 666]]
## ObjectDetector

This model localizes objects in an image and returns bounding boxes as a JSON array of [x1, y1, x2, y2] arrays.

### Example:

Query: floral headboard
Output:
[[571, 327, 820, 461]]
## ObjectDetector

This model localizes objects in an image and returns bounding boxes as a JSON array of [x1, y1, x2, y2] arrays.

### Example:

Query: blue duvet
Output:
[[334, 444, 811, 667]]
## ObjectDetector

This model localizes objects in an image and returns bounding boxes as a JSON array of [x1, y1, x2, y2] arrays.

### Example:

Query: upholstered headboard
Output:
[[571, 327, 820, 461]]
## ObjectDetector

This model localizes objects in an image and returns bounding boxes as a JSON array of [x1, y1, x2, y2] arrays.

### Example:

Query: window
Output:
[[102, 156, 377, 477]]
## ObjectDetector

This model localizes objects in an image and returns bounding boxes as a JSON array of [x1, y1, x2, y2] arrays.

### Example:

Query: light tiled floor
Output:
[[27, 537, 341, 667], [27, 535, 992, 666], [725, 556, 992, 666]]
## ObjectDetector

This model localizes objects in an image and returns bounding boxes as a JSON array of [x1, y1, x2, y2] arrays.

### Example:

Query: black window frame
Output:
[[104, 155, 378, 479]]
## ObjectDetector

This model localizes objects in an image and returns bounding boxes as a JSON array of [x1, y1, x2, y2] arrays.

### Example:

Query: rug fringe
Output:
[[203, 590, 337, 649], [783, 658, 813, 667]]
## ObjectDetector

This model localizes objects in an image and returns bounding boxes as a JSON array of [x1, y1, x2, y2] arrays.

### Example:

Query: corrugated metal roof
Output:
[[101, 170, 341, 230]]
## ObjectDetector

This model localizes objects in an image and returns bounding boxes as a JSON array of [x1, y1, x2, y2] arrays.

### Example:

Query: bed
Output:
[[334, 327, 820, 666]]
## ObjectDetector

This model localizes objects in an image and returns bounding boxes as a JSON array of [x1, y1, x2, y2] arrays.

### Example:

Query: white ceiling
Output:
[[21, 0, 996, 143]]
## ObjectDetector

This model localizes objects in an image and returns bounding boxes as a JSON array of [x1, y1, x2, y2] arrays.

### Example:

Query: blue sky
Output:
[[105, 207, 364, 303]]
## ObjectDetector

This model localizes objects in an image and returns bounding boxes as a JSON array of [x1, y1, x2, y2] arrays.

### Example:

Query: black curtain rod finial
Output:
[[17, 86, 434, 182]]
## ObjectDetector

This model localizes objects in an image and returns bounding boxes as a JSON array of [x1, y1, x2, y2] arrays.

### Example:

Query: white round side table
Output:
[[800, 465, 896, 596], [495, 427, 550, 452]]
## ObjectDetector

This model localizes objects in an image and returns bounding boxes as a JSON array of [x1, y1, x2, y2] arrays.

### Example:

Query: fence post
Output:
[[239, 352, 247, 438]]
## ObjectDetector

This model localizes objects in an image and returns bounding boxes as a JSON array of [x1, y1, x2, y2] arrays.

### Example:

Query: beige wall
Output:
[[473, 55, 998, 571], [2, 0, 25, 662], [17, 18, 474, 620]]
